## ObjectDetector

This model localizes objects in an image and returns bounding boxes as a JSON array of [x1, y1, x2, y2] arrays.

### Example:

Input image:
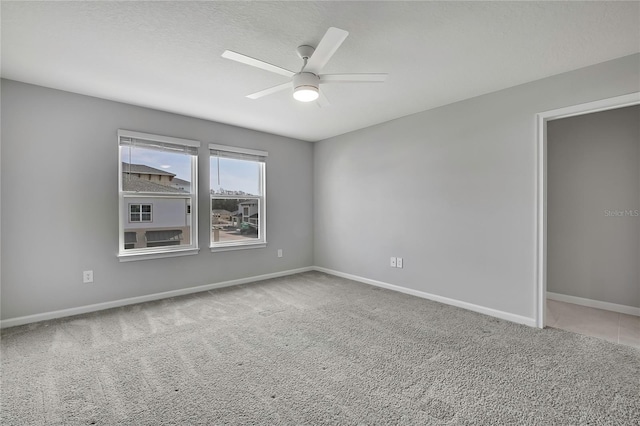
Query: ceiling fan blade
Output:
[[320, 74, 388, 83], [246, 82, 291, 99], [222, 50, 295, 78], [303, 27, 349, 75], [316, 90, 331, 107]]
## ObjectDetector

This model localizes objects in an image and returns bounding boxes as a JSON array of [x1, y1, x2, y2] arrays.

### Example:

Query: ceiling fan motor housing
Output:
[[293, 72, 320, 91]]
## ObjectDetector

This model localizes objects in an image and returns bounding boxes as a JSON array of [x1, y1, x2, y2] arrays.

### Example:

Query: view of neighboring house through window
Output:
[[210, 143, 267, 249], [118, 130, 200, 260]]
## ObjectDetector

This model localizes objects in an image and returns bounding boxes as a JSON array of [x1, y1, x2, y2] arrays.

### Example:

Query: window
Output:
[[129, 204, 152, 222], [210, 144, 267, 250], [118, 130, 200, 261], [124, 232, 137, 250]]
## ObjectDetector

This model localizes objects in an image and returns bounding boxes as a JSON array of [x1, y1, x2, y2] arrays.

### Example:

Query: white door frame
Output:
[[535, 92, 640, 328]]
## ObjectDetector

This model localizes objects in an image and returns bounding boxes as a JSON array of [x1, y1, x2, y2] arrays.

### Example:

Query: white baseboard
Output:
[[0, 267, 314, 329], [0, 265, 542, 329], [547, 292, 640, 317], [313, 267, 537, 327]]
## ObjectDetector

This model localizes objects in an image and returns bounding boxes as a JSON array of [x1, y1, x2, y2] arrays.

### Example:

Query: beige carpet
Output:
[[1, 271, 639, 425]]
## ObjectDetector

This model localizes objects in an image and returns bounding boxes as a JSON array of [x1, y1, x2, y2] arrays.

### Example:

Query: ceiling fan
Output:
[[222, 27, 387, 105]]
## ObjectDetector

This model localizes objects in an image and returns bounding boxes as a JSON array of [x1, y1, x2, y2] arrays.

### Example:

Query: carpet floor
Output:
[[1, 271, 639, 425]]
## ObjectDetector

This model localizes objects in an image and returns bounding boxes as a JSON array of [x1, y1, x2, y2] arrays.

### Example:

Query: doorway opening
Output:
[[536, 93, 639, 346]]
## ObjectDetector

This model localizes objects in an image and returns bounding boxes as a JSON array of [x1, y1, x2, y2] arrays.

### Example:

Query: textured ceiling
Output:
[[2, 1, 639, 142]]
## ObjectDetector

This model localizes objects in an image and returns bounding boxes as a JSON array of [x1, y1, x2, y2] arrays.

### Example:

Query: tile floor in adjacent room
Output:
[[546, 298, 640, 348]]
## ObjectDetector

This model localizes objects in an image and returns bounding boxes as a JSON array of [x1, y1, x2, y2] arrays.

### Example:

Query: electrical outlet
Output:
[[390, 257, 396, 268], [277, 249, 283, 258], [83, 270, 94, 283], [397, 257, 403, 268]]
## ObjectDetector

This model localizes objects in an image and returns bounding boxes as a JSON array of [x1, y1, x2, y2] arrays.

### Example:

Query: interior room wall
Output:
[[547, 105, 639, 308], [313, 54, 640, 323], [1, 79, 314, 320]]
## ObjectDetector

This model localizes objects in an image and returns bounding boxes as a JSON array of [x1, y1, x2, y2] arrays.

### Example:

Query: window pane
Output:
[[121, 145, 192, 194], [211, 198, 259, 244], [130, 204, 141, 213], [123, 197, 191, 249], [210, 157, 260, 196]]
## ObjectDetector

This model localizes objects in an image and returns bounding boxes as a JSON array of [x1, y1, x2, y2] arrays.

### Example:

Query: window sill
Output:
[[210, 242, 267, 253], [117, 248, 200, 262]]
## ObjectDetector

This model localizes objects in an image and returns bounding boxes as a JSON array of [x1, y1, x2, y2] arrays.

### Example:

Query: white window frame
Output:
[[209, 143, 267, 252], [118, 129, 200, 262]]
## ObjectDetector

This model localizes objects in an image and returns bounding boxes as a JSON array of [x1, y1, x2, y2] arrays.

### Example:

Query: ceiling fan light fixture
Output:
[[222, 27, 387, 106], [294, 86, 319, 102], [293, 72, 320, 102]]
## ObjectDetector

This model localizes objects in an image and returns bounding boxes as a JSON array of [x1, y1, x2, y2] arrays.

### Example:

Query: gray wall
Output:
[[2, 55, 639, 323], [547, 106, 639, 308], [1, 80, 314, 320], [313, 54, 640, 321]]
